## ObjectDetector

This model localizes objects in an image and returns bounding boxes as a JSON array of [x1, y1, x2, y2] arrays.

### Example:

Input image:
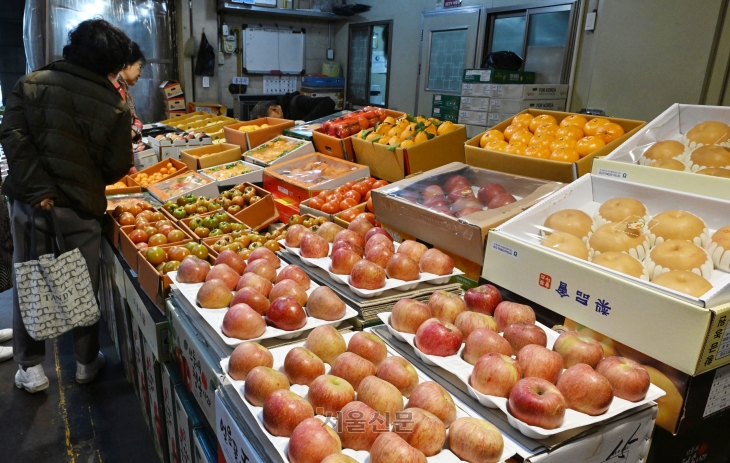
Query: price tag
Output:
[[216, 393, 264, 463]]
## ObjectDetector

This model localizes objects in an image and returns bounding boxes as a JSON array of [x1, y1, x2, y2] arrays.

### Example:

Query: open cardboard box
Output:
[[133, 158, 188, 188], [106, 176, 141, 195], [197, 160, 264, 187], [223, 117, 295, 151], [146, 171, 219, 203], [483, 174, 730, 376], [352, 125, 468, 183], [158, 111, 209, 127], [262, 153, 370, 205], [465, 109, 646, 183], [593, 103, 730, 200], [103, 193, 161, 247], [179, 142, 242, 171], [118, 224, 195, 275], [371, 162, 562, 266], [178, 210, 244, 241], [243, 135, 315, 167], [228, 182, 280, 231], [149, 136, 212, 161]]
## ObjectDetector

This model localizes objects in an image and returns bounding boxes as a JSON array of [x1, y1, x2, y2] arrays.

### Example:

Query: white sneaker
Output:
[[0, 329, 12, 343], [0, 346, 12, 362], [15, 364, 50, 393], [76, 352, 105, 384]]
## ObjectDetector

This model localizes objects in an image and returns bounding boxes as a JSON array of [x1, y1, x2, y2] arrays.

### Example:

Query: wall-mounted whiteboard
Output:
[[242, 27, 306, 75]]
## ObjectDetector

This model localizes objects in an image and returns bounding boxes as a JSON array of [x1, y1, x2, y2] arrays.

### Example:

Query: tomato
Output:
[[340, 208, 359, 223], [202, 217, 219, 229], [209, 229, 224, 237], [173, 208, 187, 220], [238, 249, 252, 260], [128, 205, 142, 217], [334, 186, 349, 196], [249, 242, 263, 251], [356, 212, 376, 225], [595, 122, 625, 144], [363, 177, 377, 187], [352, 182, 370, 197], [137, 210, 154, 222], [163, 261, 181, 274], [158, 224, 175, 237], [167, 229, 186, 243], [249, 234, 265, 244], [135, 242, 148, 251], [146, 246, 167, 266], [218, 222, 233, 234], [227, 205, 242, 214], [303, 219, 313, 228], [367, 197, 374, 212], [529, 115, 558, 133], [231, 195, 245, 207], [148, 233, 168, 246], [194, 227, 210, 238], [264, 240, 281, 252], [372, 180, 388, 189], [308, 197, 325, 211], [321, 201, 340, 214], [343, 190, 362, 203], [365, 191, 372, 201], [289, 215, 305, 225], [343, 181, 356, 190], [155, 220, 172, 229], [340, 198, 358, 211], [167, 246, 190, 262], [134, 219, 149, 230], [575, 136, 606, 158], [143, 226, 158, 237], [196, 206, 208, 215], [235, 235, 252, 248], [112, 206, 125, 218], [583, 118, 610, 136], [549, 147, 580, 163], [185, 242, 198, 252], [559, 115, 588, 129], [129, 229, 148, 244], [318, 190, 331, 200], [191, 244, 208, 260]]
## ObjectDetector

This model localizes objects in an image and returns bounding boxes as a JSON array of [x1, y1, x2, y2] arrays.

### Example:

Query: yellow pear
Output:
[[366, 132, 380, 141], [384, 116, 395, 125], [437, 121, 456, 136], [400, 140, 415, 148], [413, 131, 429, 145]]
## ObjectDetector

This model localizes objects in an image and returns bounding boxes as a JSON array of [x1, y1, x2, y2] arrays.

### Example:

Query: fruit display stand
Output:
[[465, 110, 645, 183], [593, 103, 730, 200], [223, 117, 296, 152]]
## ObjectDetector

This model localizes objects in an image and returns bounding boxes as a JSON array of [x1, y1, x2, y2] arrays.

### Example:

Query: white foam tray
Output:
[[376, 313, 665, 439], [168, 266, 358, 347], [221, 331, 517, 463], [280, 240, 464, 298]]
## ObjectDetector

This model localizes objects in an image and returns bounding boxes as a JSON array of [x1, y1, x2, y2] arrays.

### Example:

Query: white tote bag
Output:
[[14, 207, 100, 341]]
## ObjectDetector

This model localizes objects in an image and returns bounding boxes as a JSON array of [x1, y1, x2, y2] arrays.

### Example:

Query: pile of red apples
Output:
[[179, 247, 346, 339], [398, 174, 518, 218], [284, 215, 455, 290], [227, 326, 506, 463], [388, 284, 652, 430]]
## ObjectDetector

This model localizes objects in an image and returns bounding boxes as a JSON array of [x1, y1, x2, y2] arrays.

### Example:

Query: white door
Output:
[[415, 7, 485, 117]]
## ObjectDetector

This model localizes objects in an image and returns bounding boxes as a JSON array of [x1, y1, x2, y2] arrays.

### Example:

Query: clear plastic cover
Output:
[[151, 171, 213, 198], [269, 154, 360, 187], [245, 136, 306, 164], [200, 161, 257, 181]]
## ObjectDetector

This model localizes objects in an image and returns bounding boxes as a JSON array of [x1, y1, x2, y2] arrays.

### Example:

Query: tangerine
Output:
[[583, 118, 610, 136], [529, 115, 558, 133], [575, 136, 606, 157]]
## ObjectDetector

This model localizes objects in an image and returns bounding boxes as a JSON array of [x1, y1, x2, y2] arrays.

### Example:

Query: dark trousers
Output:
[[11, 200, 101, 367]]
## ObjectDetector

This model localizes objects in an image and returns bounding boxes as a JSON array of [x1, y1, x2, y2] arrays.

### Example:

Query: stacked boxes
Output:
[[160, 81, 185, 119], [487, 83, 569, 127]]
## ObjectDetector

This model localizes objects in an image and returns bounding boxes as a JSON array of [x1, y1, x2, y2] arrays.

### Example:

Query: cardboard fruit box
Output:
[[179, 210, 245, 241], [106, 176, 142, 195], [352, 124, 468, 183], [483, 173, 730, 376], [146, 171, 219, 204], [132, 158, 189, 189], [593, 103, 730, 200], [465, 109, 646, 183], [179, 143, 242, 172], [118, 224, 194, 272], [223, 117, 295, 151], [243, 135, 315, 167], [371, 162, 562, 266]]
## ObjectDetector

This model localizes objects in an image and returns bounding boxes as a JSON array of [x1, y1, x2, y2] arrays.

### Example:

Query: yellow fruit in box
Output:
[[429, 117, 442, 125], [424, 122, 438, 136], [388, 136, 401, 146], [528, 133, 555, 149], [378, 136, 390, 145], [505, 143, 527, 155], [525, 146, 551, 159], [560, 115, 588, 129], [387, 126, 402, 138], [400, 140, 415, 148], [238, 125, 260, 133], [384, 116, 396, 125], [261, 123, 269, 128], [437, 121, 456, 136], [484, 139, 509, 152], [366, 132, 380, 141], [509, 130, 533, 146], [513, 113, 534, 127], [529, 115, 558, 132], [397, 119, 410, 130], [401, 125, 415, 140], [480, 130, 504, 148], [377, 123, 392, 135], [414, 131, 429, 145], [534, 123, 559, 137], [550, 136, 577, 152], [556, 125, 584, 140]]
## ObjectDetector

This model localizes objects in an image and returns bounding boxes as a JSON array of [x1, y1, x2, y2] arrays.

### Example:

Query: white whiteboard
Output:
[[243, 27, 305, 74]]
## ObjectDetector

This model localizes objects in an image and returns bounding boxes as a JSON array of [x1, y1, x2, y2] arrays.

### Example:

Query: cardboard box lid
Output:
[[263, 152, 368, 191], [179, 143, 242, 171], [223, 117, 295, 151]]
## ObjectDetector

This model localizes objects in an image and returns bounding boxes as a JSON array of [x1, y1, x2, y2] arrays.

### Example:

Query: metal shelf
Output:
[[218, 2, 352, 21]]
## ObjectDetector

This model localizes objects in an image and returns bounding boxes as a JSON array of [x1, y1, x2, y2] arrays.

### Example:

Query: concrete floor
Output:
[[0, 289, 159, 462]]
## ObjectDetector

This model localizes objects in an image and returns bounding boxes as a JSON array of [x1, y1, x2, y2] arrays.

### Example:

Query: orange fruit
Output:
[[504, 124, 529, 142], [560, 115, 588, 129], [595, 122, 625, 144], [583, 118, 610, 136], [505, 143, 527, 155], [550, 136, 577, 152], [509, 130, 533, 146], [529, 115, 558, 133], [479, 130, 504, 148], [524, 146, 551, 159], [528, 133, 556, 149], [550, 147, 580, 163], [575, 135, 607, 157], [512, 113, 535, 127], [556, 125, 584, 140], [484, 139, 509, 152], [534, 123, 559, 137]]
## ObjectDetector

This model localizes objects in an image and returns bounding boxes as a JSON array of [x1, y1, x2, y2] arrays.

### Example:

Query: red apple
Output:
[[365, 245, 395, 268], [269, 279, 308, 307], [504, 323, 548, 355], [488, 193, 517, 209], [347, 332, 387, 367], [244, 259, 277, 282], [227, 342, 273, 380], [275, 264, 310, 291], [349, 259, 386, 290], [365, 227, 393, 244], [329, 352, 376, 390], [390, 298, 431, 334], [494, 301, 536, 332], [451, 197, 482, 213], [244, 366, 289, 406], [334, 229, 365, 249], [284, 347, 325, 386], [331, 248, 362, 275], [477, 183, 507, 206], [463, 328, 513, 364], [553, 331, 604, 368], [415, 318, 463, 357], [316, 222, 345, 242], [263, 390, 314, 437], [306, 286, 346, 321], [230, 286, 270, 315], [176, 256, 210, 283], [332, 239, 364, 257], [366, 234, 395, 254], [448, 187, 476, 203], [557, 363, 613, 415], [301, 233, 329, 259], [393, 408, 446, 457], [509, 377, 566, 429], [348, 217, 374, 237], [517, 344, 564, 384], [215, 249, 246, 274], [222, 303, 266, 340], [307, 374, 355, 416], [418, 248, 454, 276], [236, 272, 273, 297], [448, 417, 504, 463], [454, 311, 497, 339], [397, 240, 427, 263], [596, 356, 651, 402], [370, 432, 427, 463], [376, 356, 419, 397], [386, 253, 420, 281], [464, 284, 502, 315], [470, 353, 522, 398], [196, 279, 233, 309], [423, 196, 449, 208], [287, 417, 342, 463], [444, 175, 470, 192], [422, 184, 445, 199], [455, 206, 483, 218], [428, 290, 466, 323], [357, 375, 404, 425], [249, 247, 281, 269], [304, 325, 346, 365], [205, 263, 240, 291], [285, 224, 311, 248], [266, 296, 307, 331], [407, 381, 456, 428], [338, 401, 388, 451]]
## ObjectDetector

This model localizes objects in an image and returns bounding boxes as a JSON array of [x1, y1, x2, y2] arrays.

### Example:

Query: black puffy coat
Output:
[[0, 61, 133, 218]]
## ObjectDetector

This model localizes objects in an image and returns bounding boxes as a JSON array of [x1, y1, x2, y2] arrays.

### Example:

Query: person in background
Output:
[[0, 19, 133, 393], [116, 42, 146, 142], [250, 91, 336, 123]]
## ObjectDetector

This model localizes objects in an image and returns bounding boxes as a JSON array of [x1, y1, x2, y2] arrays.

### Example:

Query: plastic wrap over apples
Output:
[[388, 166, 555, 219], [269, 154, 362, 187]]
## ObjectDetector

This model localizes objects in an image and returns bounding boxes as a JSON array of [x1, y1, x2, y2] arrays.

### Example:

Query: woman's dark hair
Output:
[[127, 42, 146, 68], [63, 19, 132, 76], [250, 100, 278, 119]]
